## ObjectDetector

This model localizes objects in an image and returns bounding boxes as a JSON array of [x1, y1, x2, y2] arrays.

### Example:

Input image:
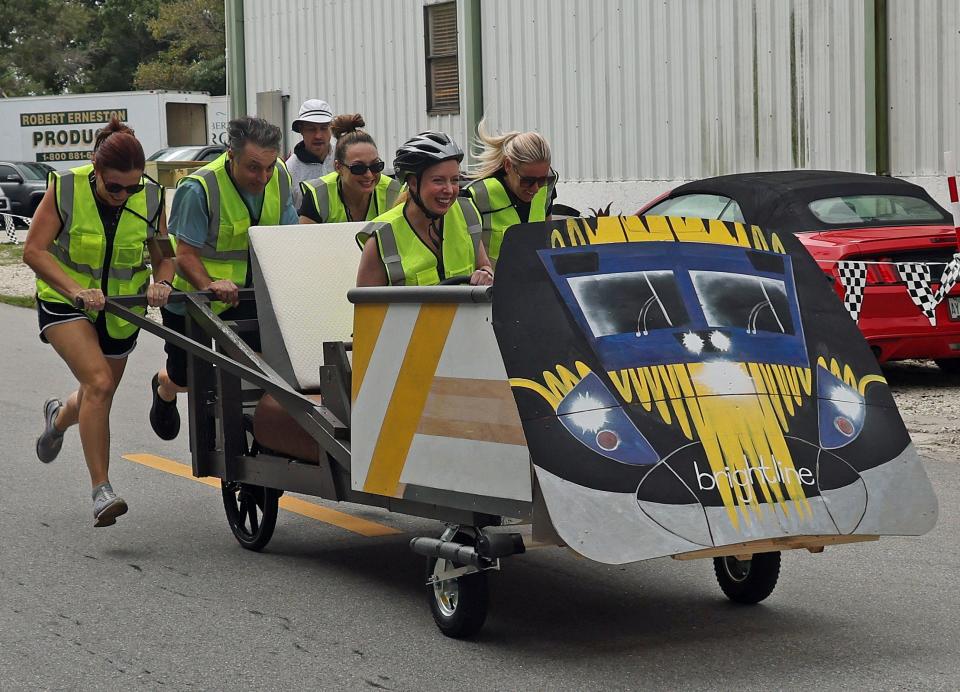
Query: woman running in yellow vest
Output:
[[298, 113, 401, 224], [24, 118, 174, 527], [356, 131, 493, 287], [465, 120, 556, 267]]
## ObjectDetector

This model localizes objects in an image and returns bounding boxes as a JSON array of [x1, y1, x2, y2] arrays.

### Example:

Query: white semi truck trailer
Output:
[[0, 90, 215, 169]]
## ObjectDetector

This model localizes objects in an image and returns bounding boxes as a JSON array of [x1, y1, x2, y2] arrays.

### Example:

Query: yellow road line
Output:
[[122, 453, 400, 537]]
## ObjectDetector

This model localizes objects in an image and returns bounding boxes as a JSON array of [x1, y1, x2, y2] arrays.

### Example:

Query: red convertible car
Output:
[[636, 170, 960, 371]]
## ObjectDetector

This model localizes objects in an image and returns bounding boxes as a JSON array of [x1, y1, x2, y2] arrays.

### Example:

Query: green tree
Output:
[[133, 0, 225, 94], [0, 0, 95, 96], [82, 0, 163, 93]]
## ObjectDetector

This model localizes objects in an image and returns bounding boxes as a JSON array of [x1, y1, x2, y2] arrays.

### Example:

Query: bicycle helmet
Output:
[[393, 131, 464, 178], [393, 131, 464, 220]]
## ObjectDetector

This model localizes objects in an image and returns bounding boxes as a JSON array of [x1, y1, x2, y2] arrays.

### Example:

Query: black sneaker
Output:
[[149, 372, 180, 440]]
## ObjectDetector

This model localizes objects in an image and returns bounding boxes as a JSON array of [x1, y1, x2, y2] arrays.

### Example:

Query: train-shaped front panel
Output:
[[493, 216, 938, 564]]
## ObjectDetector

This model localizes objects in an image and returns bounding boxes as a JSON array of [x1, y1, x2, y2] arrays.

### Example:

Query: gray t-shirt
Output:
[[285, 141, 336, 208]]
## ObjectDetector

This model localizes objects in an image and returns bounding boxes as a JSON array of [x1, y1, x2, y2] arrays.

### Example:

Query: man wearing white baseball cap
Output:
[[286, 98, 336, 206]]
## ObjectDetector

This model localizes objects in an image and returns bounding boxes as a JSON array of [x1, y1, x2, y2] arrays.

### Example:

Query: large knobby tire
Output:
[[426, 532, 489, 638], [713, 551, 781, 604], [222, 481, 279, 552]]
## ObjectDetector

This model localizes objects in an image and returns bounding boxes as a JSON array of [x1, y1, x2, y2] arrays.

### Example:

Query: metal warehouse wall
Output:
[[239, 0, 957, 191], [888, 0, 960, 177], [481, 0, 867, 182], [242, 0, 471, 159]]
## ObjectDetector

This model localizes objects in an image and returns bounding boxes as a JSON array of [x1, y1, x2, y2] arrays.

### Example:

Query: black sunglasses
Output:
[[517, 172, 557, 188], [103, 180, 145, 195], [342, 160, 385, 175]]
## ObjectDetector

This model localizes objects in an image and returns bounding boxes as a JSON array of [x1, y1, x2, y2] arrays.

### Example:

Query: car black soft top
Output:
[[669, 169, 951, 232]]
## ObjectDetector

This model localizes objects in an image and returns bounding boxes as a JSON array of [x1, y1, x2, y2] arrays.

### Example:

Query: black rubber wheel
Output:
[[222, 481, 279, 552], [935, 359, 960, 375], [425, 531, 489, 638], [713, 551, 781, 604]]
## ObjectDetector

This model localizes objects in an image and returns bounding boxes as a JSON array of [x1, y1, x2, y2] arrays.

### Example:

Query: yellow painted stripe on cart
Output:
[[122, 453, 399, 537], [352, 303, 389, 402], [363, 303, 458, 496]]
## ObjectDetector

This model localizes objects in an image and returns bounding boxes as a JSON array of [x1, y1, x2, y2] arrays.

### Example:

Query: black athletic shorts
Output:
[[161, 301, 261, 387], [37, 297, 138, 359]]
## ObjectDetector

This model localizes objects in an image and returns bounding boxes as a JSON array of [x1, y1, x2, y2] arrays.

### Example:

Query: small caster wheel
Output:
[[426, 531, 489, 638], [713, 551, 781, 604]]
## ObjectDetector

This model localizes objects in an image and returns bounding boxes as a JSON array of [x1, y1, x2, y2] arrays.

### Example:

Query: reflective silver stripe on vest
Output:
[[277, 159, 291, 207], [58, 171, 75, 233], [193, 167, 221, 245], [465, 180, 495, 250], [303, 178, 330, 221], [51, 243, 103, 280], [458, 198, 483, 258], [371, 222, 406, 286], [145, 180, 162, 237], [385, 177, 402, 208], [50, 242, 140, 281]]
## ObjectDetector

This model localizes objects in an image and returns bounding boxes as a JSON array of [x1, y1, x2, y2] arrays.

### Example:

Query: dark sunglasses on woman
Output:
[[343, 160, 385, 175], [103, 181, 145, 194]]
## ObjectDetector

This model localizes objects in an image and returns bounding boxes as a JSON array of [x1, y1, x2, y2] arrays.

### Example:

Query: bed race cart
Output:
[[105, 215, 939, 638]]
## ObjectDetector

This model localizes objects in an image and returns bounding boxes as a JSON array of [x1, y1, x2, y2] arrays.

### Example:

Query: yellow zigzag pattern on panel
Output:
[[549, 215, 788, 254], [512, 361, 816, 530]]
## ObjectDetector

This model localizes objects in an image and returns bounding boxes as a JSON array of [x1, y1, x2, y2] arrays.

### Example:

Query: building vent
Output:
[[424, 2, 459, 115]]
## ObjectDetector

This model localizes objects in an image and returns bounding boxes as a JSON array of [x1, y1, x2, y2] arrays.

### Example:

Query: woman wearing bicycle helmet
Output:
[[356, 131, 493, 287], [298, 113, 401, 224], [465, 119, 555, 267]]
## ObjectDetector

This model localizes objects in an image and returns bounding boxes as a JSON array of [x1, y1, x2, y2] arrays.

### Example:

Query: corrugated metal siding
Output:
[[242, 0, 469, 160], [480, 0, 866, 182], [888, 0, 960, 176]]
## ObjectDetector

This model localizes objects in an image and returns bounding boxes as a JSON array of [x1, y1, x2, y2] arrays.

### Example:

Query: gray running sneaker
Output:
[[36, 397, 65, 463], [92, 483, 128, 527]]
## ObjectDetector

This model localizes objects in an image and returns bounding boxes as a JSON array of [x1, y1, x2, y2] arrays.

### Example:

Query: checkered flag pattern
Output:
[[2, 214, 15, 244], [836, 261, 868, 322], [935, 253, 960, 303], [896, 262, 939, 326]]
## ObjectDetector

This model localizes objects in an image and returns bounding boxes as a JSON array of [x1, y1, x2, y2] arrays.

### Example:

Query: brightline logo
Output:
[[695, 458, 815, 502]]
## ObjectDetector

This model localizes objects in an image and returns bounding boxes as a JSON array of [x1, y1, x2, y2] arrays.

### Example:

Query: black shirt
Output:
[[493, 171, 557, 223]]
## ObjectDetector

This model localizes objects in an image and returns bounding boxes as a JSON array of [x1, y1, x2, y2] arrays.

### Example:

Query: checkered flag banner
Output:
[[897, 262, 939, 326], [836, 261, 868, 322], [2, 214, 15, 243], [935, 253, 960, 303]]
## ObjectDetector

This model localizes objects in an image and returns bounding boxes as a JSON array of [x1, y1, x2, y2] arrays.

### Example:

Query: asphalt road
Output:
[[1, 303, 957, 690]]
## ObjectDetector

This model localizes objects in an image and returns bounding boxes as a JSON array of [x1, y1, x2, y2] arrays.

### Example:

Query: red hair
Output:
[[93, 117, 145, 172]]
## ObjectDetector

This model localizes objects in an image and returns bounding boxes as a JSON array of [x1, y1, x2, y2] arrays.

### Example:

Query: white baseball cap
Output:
[[292, 99, 333, 132]]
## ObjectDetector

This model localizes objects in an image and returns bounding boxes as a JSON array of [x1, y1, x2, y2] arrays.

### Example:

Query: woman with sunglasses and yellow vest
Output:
[[298, 113, 401, 224], [465, 120, 556, 267], [23, 117, 174, 528], [356, 131, 493, 287]]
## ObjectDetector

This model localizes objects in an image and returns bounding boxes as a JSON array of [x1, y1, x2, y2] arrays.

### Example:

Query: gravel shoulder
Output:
[[1, 247, 956, 461]]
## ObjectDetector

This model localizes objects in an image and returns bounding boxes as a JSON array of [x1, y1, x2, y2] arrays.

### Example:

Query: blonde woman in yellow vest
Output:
[[465, 120, 556, 267], [24, 118, 174, 527], [356, 131, 493, 287], [298, 113, 401, 224], [149, 116, 297, 442]]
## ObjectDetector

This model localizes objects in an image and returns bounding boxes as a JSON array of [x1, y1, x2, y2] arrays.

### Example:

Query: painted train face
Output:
[[541, 242, 808, 370], [492, 216, 935, 562]]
